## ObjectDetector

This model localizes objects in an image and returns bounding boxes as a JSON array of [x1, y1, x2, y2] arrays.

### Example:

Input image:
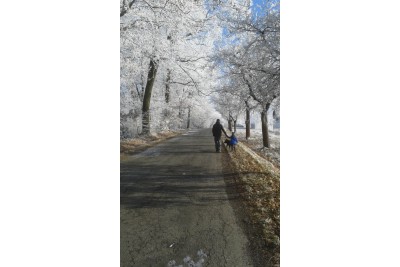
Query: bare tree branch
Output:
[[120, 0, 137, 17]]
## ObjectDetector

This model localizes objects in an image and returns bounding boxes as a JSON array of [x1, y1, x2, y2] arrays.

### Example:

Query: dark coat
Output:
[[212, 122, 227, 138]]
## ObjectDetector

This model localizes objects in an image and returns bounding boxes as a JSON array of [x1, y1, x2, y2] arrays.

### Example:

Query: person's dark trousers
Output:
[[214, 136, 221, 152]]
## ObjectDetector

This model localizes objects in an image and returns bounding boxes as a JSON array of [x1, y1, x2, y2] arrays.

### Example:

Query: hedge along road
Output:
[[120, 128, 254, 267]]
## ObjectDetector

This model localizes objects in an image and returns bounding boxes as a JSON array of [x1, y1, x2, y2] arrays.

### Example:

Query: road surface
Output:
[[121, 129, 253, 267]]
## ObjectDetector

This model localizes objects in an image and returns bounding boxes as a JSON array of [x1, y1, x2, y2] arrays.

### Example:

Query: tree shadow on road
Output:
[[121, 163, 238, 209]]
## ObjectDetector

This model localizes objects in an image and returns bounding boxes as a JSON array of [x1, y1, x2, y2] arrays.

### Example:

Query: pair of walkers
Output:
[[212, 119, 238, 152]]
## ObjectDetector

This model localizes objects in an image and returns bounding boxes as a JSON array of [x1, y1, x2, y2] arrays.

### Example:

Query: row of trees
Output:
[[120, 0, 280, 148], [120, 0, 222, 138], [211, 0, 280, 147]]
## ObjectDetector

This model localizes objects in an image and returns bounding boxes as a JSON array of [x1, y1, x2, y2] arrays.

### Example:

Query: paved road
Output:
[[121, 129, 253, 267]]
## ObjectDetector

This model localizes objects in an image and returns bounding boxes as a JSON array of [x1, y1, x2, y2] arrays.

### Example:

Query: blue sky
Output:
[[251, 0, 280, 19], [251, 0, 267, 18]]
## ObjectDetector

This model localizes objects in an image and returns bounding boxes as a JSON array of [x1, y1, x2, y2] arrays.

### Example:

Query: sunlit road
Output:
[[120, 129, 253, 267]]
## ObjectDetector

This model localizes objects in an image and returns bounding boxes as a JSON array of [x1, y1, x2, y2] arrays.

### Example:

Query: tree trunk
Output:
[[261, 103, 271, 148], [245, 108, 250, 140], [142, 59, 158, 135], [228, 112, 232, 131], [186, 107, 191, 129], [233, 119, 237, 133], [261, 111, 270, 148], [165, 69, 170, 103]]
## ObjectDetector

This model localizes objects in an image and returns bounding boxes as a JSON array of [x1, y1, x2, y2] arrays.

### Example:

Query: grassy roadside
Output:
[[120, 130, 185, 161], [224, 142, 280, 267]]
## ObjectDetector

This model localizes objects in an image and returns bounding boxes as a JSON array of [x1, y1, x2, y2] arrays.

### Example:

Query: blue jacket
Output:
[[230, 136, 238, 145]]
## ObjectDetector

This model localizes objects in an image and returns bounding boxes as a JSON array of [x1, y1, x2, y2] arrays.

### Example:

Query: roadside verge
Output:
[[223, 141, 280, 267]]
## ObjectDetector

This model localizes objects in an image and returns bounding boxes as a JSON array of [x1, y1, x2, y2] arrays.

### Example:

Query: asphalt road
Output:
[[121, 129, 253, 267]]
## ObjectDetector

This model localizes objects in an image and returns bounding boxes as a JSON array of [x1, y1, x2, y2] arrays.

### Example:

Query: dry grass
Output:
[[224, 141, 280, 266]]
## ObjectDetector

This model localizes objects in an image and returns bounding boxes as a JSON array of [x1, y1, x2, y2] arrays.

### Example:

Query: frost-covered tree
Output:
[[212, 0, 280, 147], [120, 0, 222, 137], [120, 0, 279, 143]]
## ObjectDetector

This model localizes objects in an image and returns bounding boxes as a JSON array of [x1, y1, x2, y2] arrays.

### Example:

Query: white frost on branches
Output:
[[120, 0, 223, 138], [120, 0, 280, 141]]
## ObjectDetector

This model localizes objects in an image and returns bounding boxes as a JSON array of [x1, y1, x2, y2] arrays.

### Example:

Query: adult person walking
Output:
[[212, 119, 228, 152]]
